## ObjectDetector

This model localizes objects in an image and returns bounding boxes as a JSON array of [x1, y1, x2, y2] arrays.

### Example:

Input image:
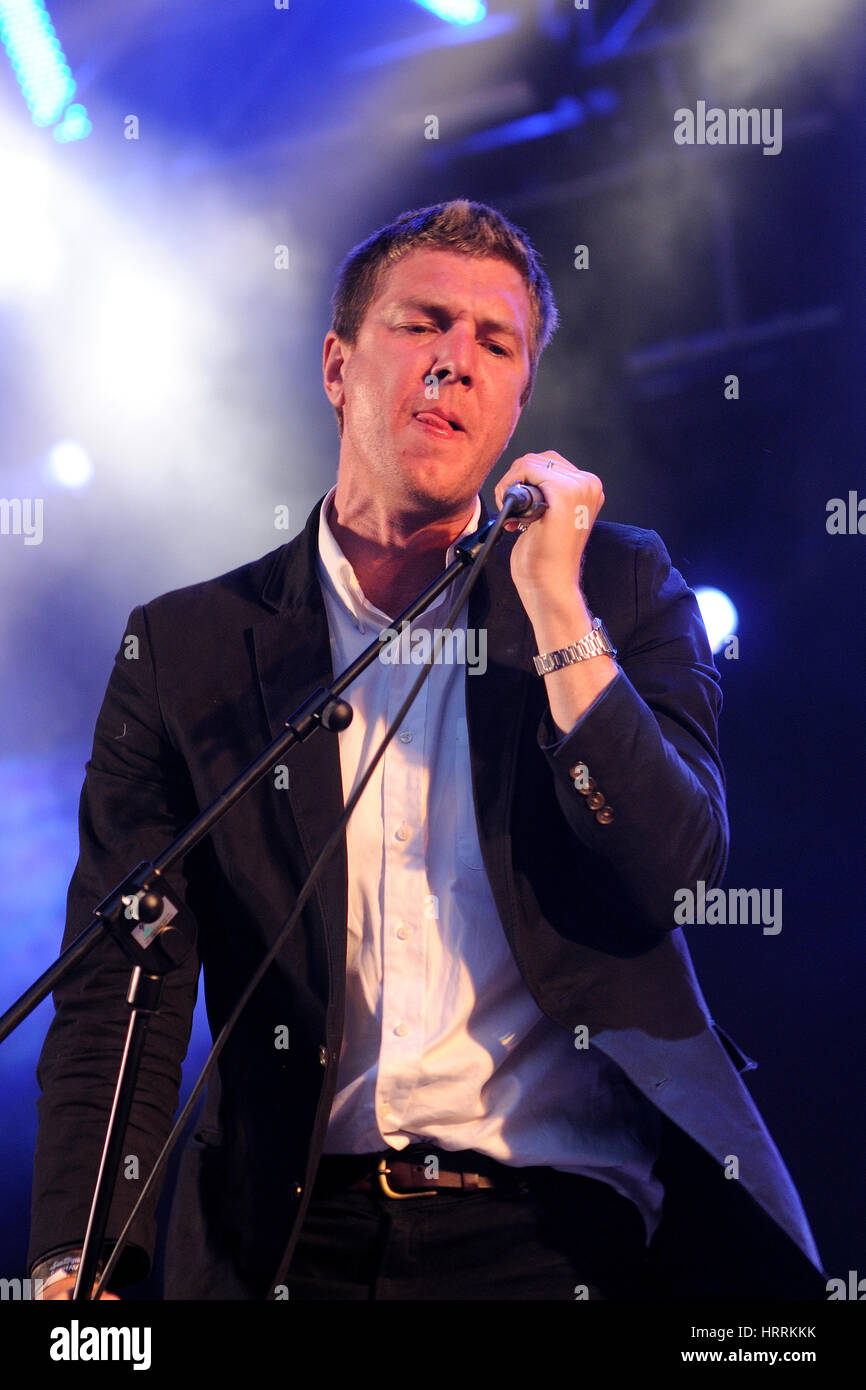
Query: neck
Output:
[[326, 490, 478, 618]]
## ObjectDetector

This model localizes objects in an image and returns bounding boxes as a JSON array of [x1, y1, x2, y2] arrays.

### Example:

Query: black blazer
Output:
[[29, 494, 826, 1299]]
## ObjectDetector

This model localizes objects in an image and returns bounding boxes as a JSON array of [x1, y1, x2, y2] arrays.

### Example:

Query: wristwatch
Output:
[[31, 1248, 102, 1297], [532, 616, 617, 676]]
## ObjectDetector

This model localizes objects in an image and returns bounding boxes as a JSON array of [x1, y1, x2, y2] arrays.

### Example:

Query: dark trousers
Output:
[[286, 1149, 649, 1300]]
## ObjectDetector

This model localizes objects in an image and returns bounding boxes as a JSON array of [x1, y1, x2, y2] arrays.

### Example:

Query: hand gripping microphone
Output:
[[503, 482, 548, 521]]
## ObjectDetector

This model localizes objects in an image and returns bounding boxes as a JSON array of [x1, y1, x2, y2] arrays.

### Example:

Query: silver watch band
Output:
[[31, 1247, 103, 1297], [533, 616, 617, 675]]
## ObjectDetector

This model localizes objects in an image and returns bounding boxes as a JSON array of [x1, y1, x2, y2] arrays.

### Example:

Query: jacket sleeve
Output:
[[536, 528, 729, 939], [27, 603, 202, 1287]]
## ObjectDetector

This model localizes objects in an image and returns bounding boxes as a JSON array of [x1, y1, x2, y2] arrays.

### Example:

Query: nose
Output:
[[428, 321, 476, 388]]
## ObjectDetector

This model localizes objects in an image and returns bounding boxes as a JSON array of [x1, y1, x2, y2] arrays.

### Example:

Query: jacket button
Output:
[[292, 1181, 303, 1198], [586, 790, 605, 811], [318, 1044, 328, 1066], [595, 805, 615, 825]]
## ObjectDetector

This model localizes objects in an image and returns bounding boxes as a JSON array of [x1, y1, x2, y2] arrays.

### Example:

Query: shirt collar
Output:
[[317, 484, 482, 624]]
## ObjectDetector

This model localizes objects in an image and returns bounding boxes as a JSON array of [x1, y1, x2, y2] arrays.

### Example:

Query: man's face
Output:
[[323, 247, 533, 519]]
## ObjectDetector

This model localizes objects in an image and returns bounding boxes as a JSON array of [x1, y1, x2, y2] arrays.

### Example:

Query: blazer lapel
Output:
[[465, 496, 536, 941], [250, 496, 347, 952]]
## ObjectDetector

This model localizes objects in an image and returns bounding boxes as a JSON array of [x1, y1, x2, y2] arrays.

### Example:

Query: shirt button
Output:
[[396, 925, 411, 940], [394, 1022, 410, 1038], [398, 731, 413, 743], [395, 824, 411, 842]]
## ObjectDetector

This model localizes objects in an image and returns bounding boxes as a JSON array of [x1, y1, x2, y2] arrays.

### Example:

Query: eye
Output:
[[485, 342, 509, 356]]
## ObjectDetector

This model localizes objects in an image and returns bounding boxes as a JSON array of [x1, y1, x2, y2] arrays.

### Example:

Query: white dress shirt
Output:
[[316, 485, 664, 1241]]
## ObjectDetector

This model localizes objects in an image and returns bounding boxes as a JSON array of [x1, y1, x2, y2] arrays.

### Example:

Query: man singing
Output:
[[29, 199, 824, 1300]]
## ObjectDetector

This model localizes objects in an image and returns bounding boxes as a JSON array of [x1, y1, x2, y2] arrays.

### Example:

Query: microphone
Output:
[[503, 482, 548, 521]]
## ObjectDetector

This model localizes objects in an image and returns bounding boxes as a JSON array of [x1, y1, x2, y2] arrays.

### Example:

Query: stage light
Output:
[[0, 0, 76, 128], [53, 103, 91, 144], [46, 440, 93, 490], [694, 587, 739, 656], [413, 0, 486, 25]]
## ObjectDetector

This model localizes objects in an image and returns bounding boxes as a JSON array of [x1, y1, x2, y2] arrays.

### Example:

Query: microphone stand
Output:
[[0, 484, 542, 1299]]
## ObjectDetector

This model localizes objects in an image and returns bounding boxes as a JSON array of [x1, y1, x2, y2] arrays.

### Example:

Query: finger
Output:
[[494, 453, 578, 509]]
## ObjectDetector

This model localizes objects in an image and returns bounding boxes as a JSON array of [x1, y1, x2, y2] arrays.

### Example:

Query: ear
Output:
[[505, 395, 527, 447], [323, 331, 349, 410]]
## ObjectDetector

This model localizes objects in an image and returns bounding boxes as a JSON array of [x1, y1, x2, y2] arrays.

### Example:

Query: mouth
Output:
[[413, 411, 463, 438]]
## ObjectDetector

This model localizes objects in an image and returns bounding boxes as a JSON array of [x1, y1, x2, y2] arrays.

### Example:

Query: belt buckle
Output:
[[376, 1156, 438, 1199]]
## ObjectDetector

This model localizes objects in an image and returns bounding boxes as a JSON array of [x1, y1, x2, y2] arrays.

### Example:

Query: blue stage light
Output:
[[694, 587, 739, 656], [46, 440, 94, 490], [53, 102, 91, 143], [413, 0, 487, 25], [0, 0, 76, 127]]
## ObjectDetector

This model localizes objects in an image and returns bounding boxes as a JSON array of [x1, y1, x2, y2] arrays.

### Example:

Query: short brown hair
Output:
[[328, 198, 559, 434]]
